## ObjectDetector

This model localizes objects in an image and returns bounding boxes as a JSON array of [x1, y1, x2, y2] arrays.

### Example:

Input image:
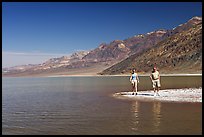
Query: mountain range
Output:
[[2, 16, 202, 76]]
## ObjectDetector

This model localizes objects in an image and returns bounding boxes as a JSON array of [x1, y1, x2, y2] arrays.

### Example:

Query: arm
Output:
[[130, 75, 132, 82], [150, 74, 153, 82], [137, 73, 139, 83]]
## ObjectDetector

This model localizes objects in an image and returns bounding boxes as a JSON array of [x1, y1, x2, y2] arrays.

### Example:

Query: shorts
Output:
[[131, 80, 138, 86], [152, 79, 161, 88]]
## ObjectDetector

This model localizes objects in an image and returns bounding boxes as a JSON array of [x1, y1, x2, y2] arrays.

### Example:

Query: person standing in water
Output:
[[150, 67, 161, 96], [130, 69, 139, 95]]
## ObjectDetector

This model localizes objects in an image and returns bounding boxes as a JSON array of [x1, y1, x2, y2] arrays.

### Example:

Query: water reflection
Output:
[[131, 101, 140, 132], [2, 76, 202, 135], [131, 101, 162, 134], [152, 101, 161, 133]]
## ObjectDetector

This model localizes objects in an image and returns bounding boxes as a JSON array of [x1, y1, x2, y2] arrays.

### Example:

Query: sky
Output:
[[2, 2, 202, 68]]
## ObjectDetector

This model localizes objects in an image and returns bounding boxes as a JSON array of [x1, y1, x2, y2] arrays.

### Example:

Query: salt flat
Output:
[[113, 88, 202, 103]]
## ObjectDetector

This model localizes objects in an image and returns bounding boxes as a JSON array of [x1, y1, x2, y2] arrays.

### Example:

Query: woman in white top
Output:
[[130, 69, 139, 95]]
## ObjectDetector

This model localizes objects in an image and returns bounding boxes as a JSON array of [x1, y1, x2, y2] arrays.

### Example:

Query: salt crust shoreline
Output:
[[46, 73, 202, 77], [113, 88, 202, 103]]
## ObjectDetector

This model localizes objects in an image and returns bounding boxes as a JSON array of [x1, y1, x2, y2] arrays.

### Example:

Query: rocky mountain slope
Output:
[[2, 16, 202, 76], [100, 19, 202, 75]]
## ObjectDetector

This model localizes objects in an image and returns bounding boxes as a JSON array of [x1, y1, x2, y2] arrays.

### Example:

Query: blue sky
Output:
[[2, 2, 202, 67]]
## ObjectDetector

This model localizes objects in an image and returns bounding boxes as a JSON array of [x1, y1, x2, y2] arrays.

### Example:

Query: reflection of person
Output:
[[150, 67, 161, 96], [130, 69, 139, 95], [152, 102, 161, 131]]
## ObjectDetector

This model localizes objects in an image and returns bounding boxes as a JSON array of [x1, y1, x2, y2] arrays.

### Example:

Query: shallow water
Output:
[[2, 76, 202, 135]]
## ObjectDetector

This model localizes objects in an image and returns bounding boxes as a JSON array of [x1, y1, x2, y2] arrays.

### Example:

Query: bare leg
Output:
[[157, 87, 160, 96], [153, 88, 156, 96], [135, 84, 137, 95], [132, 83, 135, 95], [154, 82, 160, 96]]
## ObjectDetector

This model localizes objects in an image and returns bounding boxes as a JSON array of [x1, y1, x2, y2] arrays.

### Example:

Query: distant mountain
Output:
[[2, 16, 202, 76], [163, 16, 202, 38], [100, 18, 202, 75], [82, 29, 168, 63], [2, 51, 89, 76]]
